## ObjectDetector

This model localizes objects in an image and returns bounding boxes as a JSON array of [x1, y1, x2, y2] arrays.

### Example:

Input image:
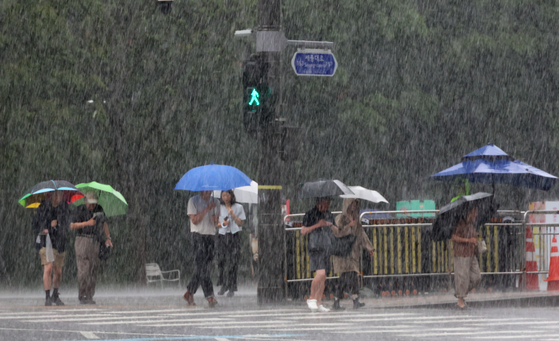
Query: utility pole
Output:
[[256, 0, 284, 304]]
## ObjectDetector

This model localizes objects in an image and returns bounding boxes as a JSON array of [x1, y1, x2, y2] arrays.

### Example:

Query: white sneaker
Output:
[[307, 299, 318, 312], [317, 304, 330, 312]]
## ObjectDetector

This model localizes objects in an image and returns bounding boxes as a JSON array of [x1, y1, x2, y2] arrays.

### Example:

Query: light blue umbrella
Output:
[[432, 144, 557, 192], [175, 164, 252, 191]]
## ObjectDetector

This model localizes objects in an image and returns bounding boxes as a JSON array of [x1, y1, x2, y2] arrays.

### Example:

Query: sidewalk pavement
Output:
[[1, 285, 559, 310]]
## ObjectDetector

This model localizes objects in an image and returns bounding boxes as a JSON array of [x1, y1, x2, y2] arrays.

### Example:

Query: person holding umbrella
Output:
[[183, 190, 220, 308], [451, 206, 481, 309], [70, 192, 113, 304], [332, 198, 375, 310], [216, 189, 246, 297], [33, 190, 71, 306], [432, 193, 496, 309], [301, 197, 336, 313]]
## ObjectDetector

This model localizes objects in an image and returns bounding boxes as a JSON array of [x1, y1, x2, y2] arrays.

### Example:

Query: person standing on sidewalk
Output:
[[70, 192, 113, 304], [332, 198, 375, 310], [301, 197, 336, 313], [34, 190, 71, 306], [183, 191, 220, 308], [216, 190, 246, 298], [451, 206, 481, 309]]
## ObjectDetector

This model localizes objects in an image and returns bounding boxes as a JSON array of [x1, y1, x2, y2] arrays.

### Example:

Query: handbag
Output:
[[476, 239, 487, 256], [330, 234, 357, 257], [308, 229, 332, 252], [99, 241, 111, 260], [35, 234, 43, 251]]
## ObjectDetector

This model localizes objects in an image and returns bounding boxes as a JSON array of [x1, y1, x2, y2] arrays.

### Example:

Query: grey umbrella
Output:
[[298, 179, 354, 198]]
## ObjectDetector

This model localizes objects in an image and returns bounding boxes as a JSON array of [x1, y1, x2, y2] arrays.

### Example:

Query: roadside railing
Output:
[[283, 209, 559, 298]]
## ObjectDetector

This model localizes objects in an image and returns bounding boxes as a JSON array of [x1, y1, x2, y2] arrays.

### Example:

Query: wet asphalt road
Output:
[[1, 289, 559, 341]]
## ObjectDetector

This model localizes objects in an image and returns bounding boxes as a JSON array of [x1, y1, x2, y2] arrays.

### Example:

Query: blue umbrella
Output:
[[432, 144, 557, 192], [175, 164, 252, 191]]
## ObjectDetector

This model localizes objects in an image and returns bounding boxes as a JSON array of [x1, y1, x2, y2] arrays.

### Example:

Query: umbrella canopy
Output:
[[340, 186, 389, 203], [431, 192, 498, 242], [214, 181, 258, 204], [18, 180, 83, 208], [175, 164, 252, 192], [298, 179, 354, 199], [431, 143, 557, 191], [71, 181, 128, 217]]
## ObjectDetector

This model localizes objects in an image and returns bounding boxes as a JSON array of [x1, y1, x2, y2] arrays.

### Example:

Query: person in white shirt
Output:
[[182, 191, 220, 308], [216, 190, 246, 297]]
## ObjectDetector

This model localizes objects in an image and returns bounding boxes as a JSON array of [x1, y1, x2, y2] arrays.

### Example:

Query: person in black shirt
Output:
[[301, 197, 337, 313], [33, 190, 71, 306], [70, 192, 113, 304]]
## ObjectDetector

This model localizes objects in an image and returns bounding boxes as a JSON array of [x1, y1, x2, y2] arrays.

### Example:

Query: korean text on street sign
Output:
[[291, 49, 337, 77]]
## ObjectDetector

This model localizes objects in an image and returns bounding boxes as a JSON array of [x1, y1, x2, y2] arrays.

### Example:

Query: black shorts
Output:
[[310, 250, 330, 273]]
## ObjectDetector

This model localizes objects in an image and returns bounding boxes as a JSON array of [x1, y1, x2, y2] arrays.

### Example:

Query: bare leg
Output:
[[43, 263, 53, 290], [457, 297, 465, 308], [314, 270, 326, 307], [52, 266, 62, 288], [310, 274, 320, 300]]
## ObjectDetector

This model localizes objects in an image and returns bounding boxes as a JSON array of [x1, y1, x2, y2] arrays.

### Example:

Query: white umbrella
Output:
[[340, 186, 389, 203], [214, 181, 258, 204]]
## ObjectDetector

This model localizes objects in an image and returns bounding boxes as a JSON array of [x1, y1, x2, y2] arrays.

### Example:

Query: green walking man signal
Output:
[[249, 88, 260, 106]]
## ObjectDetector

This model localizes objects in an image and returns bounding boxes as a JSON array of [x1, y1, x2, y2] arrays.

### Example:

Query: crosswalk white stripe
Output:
[[331, 315, 476, 322], [21, 311, 423, 325], [468, 321, 553, 326], [272, 312, 417, 319], [471, 335, 559, 340], [399, 329, 559, 338], [0, 308, 100, 314], [98, 320, 310, 327], [408, 317, 540, 324], [110, 309, 188, 314], [25, 316, 229, 323], [18, 313, 115, 320], [247, 326, 418, 332], [80, 331, 100, 339]]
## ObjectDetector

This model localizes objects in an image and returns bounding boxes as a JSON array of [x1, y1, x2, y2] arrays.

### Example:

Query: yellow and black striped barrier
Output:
[[285, 214, 515, 299]]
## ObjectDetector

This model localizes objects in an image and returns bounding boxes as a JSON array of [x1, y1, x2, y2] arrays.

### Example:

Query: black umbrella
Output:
[[298, 179, 354, 198], [432, 192, 499, 242]]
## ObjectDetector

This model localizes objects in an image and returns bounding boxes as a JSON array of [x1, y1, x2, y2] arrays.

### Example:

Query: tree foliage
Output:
[[1, 0, 559, 285]]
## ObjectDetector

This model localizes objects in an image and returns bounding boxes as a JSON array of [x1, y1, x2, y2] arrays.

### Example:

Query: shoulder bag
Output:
[[330, 234, 357, 257], [308, 229, 331, 252]]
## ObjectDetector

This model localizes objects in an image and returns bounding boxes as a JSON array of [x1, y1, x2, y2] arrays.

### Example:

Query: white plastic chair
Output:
[[146, 263, 180, 288]]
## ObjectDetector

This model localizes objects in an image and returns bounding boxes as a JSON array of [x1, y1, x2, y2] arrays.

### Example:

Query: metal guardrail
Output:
[[282, 209, 559, 298]]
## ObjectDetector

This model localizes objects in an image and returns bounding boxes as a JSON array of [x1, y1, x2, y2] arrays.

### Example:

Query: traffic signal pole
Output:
[[238, 0, 335, 304], [256, 0, 284, 304]]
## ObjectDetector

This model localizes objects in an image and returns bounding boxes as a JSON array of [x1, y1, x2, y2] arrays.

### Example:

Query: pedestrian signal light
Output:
[[248, 88, 260, 106]]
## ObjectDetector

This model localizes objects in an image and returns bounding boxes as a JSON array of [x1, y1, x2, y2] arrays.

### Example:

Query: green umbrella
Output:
[[71, 181, 128, 217]]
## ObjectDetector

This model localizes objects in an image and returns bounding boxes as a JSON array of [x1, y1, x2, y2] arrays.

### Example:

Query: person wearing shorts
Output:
[[301, 197, 336, 313], [33, 191, 71, 306]]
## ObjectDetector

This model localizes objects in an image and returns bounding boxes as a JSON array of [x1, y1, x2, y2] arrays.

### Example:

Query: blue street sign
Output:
[[291, 49, 338, 77]]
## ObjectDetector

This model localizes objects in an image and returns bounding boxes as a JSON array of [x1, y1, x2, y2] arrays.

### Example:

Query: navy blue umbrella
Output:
[[432, 144, 557, 192], [175, 164, 252, 191]]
